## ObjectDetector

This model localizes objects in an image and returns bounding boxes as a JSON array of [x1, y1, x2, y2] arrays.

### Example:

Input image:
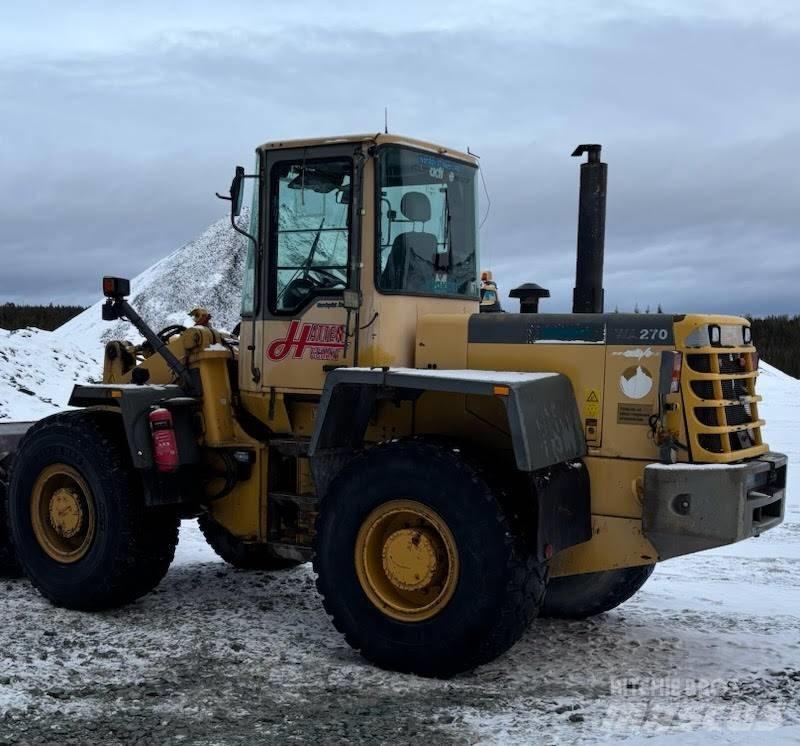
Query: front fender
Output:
[[309, 367, 586, 481]]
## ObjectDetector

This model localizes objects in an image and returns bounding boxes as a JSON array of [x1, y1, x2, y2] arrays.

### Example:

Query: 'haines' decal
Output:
[[267, 321, 345, 361]]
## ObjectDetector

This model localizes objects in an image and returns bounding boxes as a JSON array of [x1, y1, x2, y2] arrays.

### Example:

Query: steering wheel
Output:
[[305, 267, 346, 288], [156, 324, 187, 343]]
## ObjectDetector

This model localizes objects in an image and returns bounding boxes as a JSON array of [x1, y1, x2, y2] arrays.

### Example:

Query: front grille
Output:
[[681, 334, 765, 461]]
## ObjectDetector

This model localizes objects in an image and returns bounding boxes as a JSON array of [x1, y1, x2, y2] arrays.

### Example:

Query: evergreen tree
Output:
[[747, 315, 800, 378], [0, 303, 85, 331]]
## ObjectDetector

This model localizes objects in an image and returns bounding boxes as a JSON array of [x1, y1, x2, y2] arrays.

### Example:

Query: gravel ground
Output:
[[0, 512, 798, 746]]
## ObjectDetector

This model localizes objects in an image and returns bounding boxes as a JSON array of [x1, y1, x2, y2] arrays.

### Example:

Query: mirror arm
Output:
[[231, 214, 257, 245], [215, 172, 259, 244]]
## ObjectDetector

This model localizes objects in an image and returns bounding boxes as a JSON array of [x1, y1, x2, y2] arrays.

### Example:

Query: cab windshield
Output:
[[376, 146, 479, 298]]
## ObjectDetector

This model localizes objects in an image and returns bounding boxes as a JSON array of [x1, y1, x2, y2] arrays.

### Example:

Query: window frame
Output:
[[239, 153, 263, 319], [267, 155, 354, 317], [373, 143, 480, 301]]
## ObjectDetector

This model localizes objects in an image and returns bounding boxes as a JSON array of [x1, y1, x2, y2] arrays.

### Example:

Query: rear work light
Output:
[[737, 350, 759, 372], [670, 351, 683, 393]]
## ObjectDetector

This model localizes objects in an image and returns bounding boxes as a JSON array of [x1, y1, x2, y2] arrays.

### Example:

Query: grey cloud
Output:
[[0, 17, 797, 316]]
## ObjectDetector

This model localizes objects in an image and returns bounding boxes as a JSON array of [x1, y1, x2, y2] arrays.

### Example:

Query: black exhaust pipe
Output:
[[571, 144, 607, 314]]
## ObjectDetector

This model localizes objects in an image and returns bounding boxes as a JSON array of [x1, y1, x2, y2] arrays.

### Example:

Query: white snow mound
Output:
[[55, 212, 249, 350], [0, 212, 249, 421]]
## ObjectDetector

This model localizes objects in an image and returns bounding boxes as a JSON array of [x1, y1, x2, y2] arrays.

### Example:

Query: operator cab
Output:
[[224, 134, 481, 396]]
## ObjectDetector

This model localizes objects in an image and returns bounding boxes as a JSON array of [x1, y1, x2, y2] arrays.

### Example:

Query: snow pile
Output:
[[0, 328, 100, 422], [55, 212, 249, 349], [0, 212, 250, 421], [758, 358, 798, 383]]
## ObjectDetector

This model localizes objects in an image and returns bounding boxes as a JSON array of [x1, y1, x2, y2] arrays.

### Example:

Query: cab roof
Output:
[[256, 133, 479, 166]]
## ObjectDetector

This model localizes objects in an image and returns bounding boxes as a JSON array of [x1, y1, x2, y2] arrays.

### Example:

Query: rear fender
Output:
[[69, 384, 200, 469], [309, 367, 586, 492]]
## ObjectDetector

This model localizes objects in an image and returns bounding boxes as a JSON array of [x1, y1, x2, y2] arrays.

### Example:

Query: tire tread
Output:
[[7, 410, 179, 610], [313, 439, 548, 676]]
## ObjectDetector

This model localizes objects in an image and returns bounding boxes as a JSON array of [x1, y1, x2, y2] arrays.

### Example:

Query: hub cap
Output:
[[31, 464, 96, 563], [355, 500, 459, 622]]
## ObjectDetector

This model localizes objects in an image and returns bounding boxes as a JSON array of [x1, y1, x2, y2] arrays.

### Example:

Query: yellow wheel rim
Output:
[[30, 464, 96, 564], [355, 499, 459, 622]]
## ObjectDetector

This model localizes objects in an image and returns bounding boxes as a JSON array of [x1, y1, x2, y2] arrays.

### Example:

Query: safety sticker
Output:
[[584, 388, 601, 419], [617, 403, 653, 425]]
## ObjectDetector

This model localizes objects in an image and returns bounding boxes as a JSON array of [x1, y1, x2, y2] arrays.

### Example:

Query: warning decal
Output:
[[584, 388, 601, 419], [617, 403, 653, 425]]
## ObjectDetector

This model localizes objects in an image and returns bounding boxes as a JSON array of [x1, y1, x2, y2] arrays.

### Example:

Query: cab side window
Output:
[[270, 158, 351, 314]]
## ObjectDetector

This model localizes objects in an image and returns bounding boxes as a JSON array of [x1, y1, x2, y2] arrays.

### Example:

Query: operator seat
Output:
[[380, 192, 438, 291]]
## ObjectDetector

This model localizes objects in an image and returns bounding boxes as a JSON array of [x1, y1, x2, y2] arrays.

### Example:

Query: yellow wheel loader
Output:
[[0, 134, 787, 677]]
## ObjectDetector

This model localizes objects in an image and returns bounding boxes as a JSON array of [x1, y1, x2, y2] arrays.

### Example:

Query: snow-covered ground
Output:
[[0, 327, 100, 422], [0, 362, 797, 743]]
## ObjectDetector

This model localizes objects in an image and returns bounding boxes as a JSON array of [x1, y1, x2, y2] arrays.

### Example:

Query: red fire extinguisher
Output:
[[149, 408, 179, 472]]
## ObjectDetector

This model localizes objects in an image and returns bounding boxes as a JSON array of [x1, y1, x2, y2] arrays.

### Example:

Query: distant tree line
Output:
[[747, 315, 800, 379], [0, 303, 86, 331]]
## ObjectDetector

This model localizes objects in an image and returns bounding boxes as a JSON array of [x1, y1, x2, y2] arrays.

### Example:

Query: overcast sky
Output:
[[1, 1, 798, 315]]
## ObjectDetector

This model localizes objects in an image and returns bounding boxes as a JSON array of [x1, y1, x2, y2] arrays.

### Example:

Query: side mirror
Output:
[[216, 165, 257, 245], [216, 165, 246, 218], [230, 166, 245, 217]]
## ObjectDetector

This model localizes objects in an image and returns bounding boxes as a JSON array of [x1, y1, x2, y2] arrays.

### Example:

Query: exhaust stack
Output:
[[571, 144, 607, 314]]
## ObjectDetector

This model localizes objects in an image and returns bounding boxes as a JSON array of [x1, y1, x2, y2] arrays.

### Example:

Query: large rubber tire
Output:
[[197, 514, 301, 570], [540, 564, 655, 619], [7, 410, 179, 610], [313, 440, 548, 678]]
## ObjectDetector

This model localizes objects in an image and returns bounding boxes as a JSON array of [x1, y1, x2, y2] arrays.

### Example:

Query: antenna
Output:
[[384, 107, 388, 134]]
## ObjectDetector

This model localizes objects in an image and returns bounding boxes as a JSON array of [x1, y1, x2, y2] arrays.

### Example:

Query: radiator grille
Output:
[[681, 335, 765, 461]]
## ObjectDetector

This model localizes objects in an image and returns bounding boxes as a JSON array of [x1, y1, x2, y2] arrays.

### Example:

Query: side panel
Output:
[[466, 342, 606, 447], [603, 343, 674, 460], [584, 456, 647, 518], [259, 300, 355, 391], [462, 313, 608, 453], [549, 516, 658, 577], [208, 447, 267, 541]]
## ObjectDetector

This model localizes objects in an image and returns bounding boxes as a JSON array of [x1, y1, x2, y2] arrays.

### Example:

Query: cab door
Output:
[[257, 144, 362, 392]]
